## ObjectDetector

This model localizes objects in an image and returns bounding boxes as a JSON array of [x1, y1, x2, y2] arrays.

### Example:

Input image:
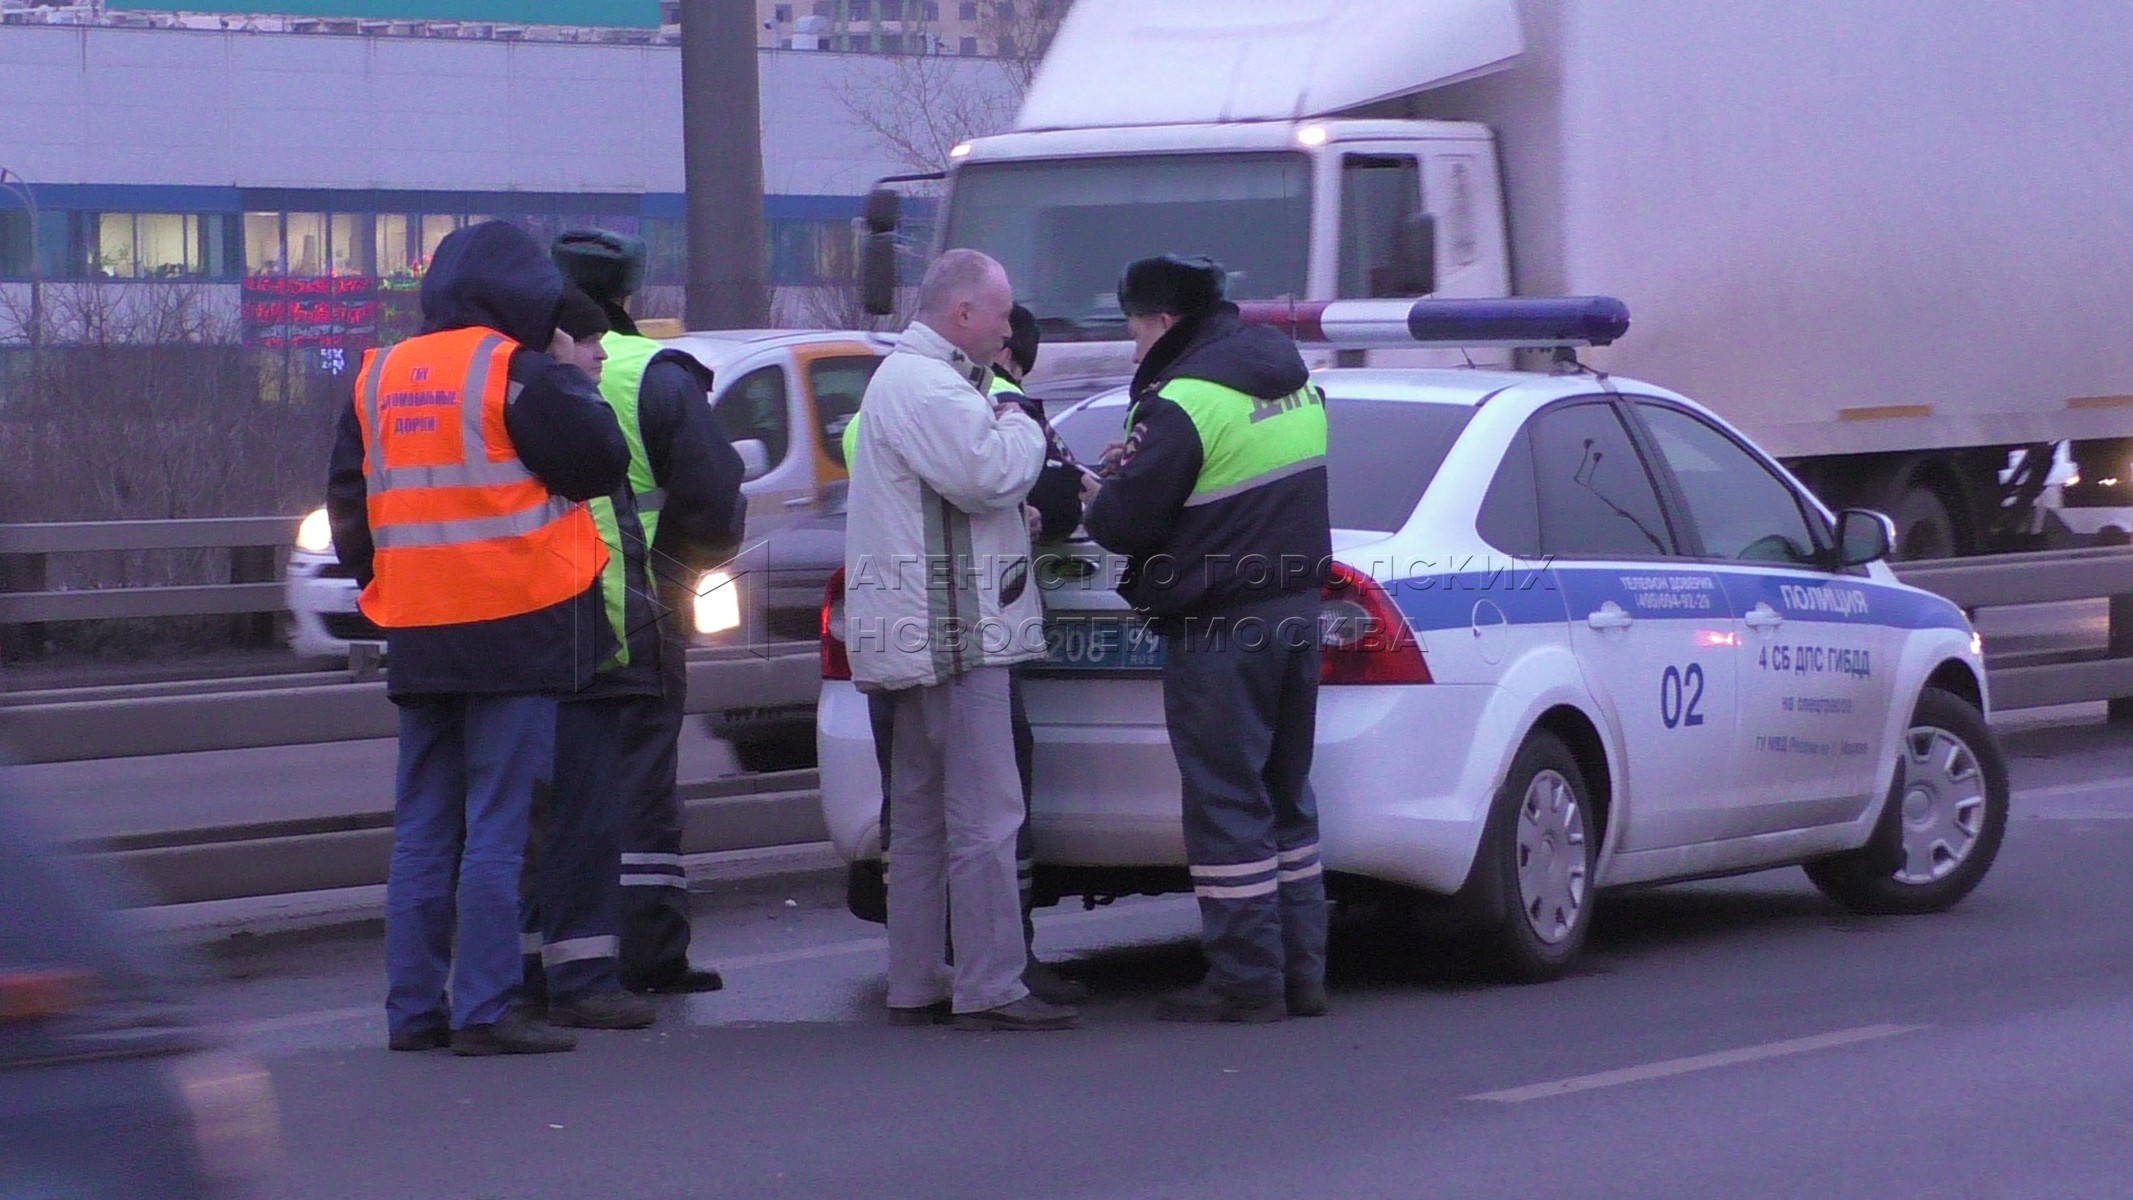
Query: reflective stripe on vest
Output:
[[587, 333, 668, 663], [1147, 377, 1327, 508], [353, 327, 605, 628]]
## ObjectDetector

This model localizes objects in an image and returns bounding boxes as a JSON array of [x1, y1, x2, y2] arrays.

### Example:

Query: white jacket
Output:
[[843, 321, 1048, 691]]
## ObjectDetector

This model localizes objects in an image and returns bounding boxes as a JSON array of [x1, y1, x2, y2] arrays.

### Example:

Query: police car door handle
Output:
[[1744, 604, 1785, 630], [1586, 603, 1634, 631]]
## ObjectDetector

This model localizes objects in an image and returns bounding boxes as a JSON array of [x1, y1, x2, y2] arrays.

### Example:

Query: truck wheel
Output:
[[1888, 485, 1959, 560], [729, 732, 818, 774], [1804, 688, 2008, 915], [1481, 731, 1597, 982]]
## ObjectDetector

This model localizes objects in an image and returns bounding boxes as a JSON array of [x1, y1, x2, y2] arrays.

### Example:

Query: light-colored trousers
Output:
[[883, 666, 1031, 1014]]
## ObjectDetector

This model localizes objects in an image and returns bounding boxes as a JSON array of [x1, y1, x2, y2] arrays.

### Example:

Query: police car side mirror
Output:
[[1835, 508, 1895, 567], [734, 438, 771, 483]]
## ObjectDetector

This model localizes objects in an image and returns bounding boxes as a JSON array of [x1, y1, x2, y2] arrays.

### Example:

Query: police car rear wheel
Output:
[[1485, 732, 1597, 983], [1804, 688, 2008, 915]]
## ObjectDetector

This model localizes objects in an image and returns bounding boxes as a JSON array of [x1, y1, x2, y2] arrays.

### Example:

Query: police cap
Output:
[[552, 229, 647, 304], [1116, 254, 1226, 318]]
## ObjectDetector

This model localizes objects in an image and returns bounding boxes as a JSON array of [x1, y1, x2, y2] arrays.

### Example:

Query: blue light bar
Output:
[[1238, 296, 1632, 350]]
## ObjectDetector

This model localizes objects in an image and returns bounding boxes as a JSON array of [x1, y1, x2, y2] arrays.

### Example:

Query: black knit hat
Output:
[[553, 285, 611, 341], [1004, 303, 1040, 376], [1117, 254, 1226, 318], [552, 228, 647, 304]]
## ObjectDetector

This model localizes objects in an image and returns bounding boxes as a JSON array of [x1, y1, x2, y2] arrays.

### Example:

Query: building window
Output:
[[922, 0, 938, 17], [849, 0, 870, 18], [958, 1, 975, 17], [0, 210, 30, 277], [644, 217, 685, 286], [880, 32, 903, 51], [420, 214, 460, 266], [881, 0, 902, 18], [330, 212, 373, 275], [244, 212, 283, 274], [95, 213, 137, 277], [375, 215, 413, 277], [285, 212, 327, 275], [959, 35, 976, 53], [774, 3, 792, 20]]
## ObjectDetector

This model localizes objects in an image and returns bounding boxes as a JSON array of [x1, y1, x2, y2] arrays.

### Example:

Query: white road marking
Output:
[[1466, 1023, 1926, 1103]]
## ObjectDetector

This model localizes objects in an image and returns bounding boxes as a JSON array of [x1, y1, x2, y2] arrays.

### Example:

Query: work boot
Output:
[[952, 995, 1080, 1032], [623, 964, 725, 995], [1152, 982, 1286, 1024], [387, 1023, 451, 1052], [1286, 978, 1330, 1019], [1023, 960, 1090, 1006], [547, 990, 657, 1030], [886, 999, 953, 1027], [450, 1010, 578, 1056]]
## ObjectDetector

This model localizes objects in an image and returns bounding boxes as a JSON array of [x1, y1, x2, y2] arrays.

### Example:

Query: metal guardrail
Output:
[[0, 516, 293, 631], [1892, 546, 2133, 712]]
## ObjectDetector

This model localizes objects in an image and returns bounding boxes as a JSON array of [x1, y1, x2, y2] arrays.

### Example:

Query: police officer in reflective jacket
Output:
[[551, 230, 748, 995], [1083, 255, 1332, 1023]]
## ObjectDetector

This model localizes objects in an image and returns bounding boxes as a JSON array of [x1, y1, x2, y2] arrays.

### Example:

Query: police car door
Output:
[[1529, 399, 1738, 851], [1626, 399, 1891, 833]]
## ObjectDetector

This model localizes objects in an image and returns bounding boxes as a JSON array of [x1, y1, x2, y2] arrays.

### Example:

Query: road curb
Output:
[[132, 840, 846, 956]]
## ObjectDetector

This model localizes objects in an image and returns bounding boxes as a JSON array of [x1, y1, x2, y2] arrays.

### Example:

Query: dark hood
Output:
[[420, 221, 565, 349], [1132, 301, 1311, 401]]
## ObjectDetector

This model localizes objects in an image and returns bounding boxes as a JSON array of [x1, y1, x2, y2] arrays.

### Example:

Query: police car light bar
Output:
[[1236, 296, 1631, 350]]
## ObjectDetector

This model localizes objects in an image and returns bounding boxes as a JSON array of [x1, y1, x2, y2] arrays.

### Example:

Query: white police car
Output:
[[815, 298, 2007, 980]]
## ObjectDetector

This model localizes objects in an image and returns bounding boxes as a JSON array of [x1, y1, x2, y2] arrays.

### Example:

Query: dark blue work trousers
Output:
[[522, 696, 628, 1001], [384, 692, 556, 1035], [1161, 592, 1329, 1001]]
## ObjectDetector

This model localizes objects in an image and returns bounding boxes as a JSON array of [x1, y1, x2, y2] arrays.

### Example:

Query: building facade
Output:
[[0, 21, 1006, 365]]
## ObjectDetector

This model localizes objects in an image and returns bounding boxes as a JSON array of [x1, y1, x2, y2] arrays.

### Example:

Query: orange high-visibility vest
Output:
[[352, 326, 606, 628]]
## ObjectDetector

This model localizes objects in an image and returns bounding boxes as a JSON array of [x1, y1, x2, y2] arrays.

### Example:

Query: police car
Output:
[[814, 298, 2008, 981]]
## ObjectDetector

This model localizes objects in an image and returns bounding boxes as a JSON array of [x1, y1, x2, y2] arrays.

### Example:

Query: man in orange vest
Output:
[[326, 221, 629, 1056]]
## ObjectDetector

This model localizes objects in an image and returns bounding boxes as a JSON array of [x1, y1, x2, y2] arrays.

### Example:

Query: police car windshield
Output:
[[942, 153, 1311, 335], [1055, 397, 1472, 534]]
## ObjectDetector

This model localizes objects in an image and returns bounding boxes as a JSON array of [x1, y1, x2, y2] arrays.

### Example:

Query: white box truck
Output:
[[861, 0, 2133, 556]]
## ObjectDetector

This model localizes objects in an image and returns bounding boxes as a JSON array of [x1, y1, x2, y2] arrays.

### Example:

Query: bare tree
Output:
[[976, 0, 1074, 94]]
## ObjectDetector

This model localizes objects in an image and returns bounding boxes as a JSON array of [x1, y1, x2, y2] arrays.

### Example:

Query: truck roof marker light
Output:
[[1296, 125, 1330, 146], [1238, 296, 1632, 351], [949, 141, 973, 158]]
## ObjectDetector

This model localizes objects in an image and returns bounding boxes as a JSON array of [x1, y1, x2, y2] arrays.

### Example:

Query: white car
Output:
[[816, 298, 2008, 980], [287, 328, 887, 767]]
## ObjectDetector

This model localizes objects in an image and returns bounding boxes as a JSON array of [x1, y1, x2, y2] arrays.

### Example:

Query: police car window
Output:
[[1530, 401, 1677, 559], [1051, 395, 1469, 534], [713, 365, 791, 468], [1478, 425, 1541, 556], [1635, 402, 1821, 564], [808, 355, 881, 468]]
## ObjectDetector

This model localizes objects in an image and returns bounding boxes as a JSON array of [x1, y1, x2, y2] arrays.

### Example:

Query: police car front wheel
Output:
[[1804, 688, 2009, 916], [1482, 730, 1600, 983]]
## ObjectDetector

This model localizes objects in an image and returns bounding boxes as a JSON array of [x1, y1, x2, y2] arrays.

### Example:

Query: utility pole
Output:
[[680, 0, 769, 329]]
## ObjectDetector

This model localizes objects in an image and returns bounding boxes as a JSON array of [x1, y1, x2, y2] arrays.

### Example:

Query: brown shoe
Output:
[[952, 995, 1079, 1032]]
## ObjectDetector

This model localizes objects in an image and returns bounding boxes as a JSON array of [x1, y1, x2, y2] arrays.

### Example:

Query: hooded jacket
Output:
[[326, 221, 630, 700], [1083, 301, 1331, 623], [843, 321, 1049, 692]]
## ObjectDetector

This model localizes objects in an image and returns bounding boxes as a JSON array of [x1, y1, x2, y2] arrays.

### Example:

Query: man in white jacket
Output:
[[844, 249, 1078, 1031]]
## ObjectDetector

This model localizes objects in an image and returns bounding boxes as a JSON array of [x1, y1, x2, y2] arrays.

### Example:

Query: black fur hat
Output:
[[1005, 303, 1040, 376], [1116, 254, 1226, 318], [552, 228, 647, 304]]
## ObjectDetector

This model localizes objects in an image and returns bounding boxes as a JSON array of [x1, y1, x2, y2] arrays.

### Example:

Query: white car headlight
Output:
[[695, 569, 741, 635], [295, 508, 333, 555]]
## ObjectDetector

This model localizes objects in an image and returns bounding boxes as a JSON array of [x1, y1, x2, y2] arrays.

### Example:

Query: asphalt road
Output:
[[168, 717, 2133, 1200]]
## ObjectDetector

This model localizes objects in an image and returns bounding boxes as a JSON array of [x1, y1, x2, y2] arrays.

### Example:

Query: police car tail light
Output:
[[821, 567, 851, 681], [1320, 562, 1430, 685]]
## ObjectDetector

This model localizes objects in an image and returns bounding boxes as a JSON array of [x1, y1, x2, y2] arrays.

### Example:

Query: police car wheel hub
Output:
[[1894, 725, 1986, 885], [1516, 769, 1588, 945]]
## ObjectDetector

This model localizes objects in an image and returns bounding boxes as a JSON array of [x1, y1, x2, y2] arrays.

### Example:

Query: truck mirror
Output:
[[1835, 508, 1896, 566], [1384, 212, 1437, 297], [860, 232, 898, 316], [862, 187, 899, 235]]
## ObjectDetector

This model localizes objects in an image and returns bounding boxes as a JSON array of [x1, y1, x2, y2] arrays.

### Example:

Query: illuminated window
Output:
[[96, 213, 138, 277], [375, 215, 412, 276], [419, 214, 459, 265], [285, 213, 326, 275], [330, 212, 373, 275], [244, 212, 283, 274]]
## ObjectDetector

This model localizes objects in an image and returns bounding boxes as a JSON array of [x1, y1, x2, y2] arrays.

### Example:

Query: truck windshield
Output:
[[941, 152, 1312, 335]]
